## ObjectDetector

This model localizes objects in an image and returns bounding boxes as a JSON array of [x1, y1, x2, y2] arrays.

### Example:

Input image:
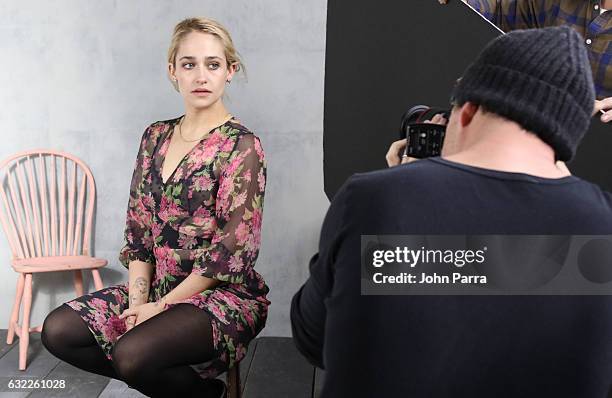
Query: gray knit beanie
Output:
[[451, 26, 595, 161]]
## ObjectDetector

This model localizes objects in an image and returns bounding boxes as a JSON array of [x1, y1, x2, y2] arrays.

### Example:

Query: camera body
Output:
[[399, 105, 450, 158]]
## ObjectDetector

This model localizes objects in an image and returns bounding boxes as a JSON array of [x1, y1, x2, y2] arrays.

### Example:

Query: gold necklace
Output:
[[178, 113, 232, 142]]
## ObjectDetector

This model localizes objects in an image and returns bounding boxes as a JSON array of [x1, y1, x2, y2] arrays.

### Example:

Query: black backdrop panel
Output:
[[323, 1, 611, 200], [571, 119, 612, 191], [323, 1, 502, 199]]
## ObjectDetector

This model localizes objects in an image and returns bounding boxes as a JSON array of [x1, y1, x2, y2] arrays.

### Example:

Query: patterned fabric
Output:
[[67, 116, 269, 378], [466, 0, 612, 99]]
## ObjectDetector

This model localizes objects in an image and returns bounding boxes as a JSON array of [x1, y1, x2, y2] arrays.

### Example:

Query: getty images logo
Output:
[[371, 246, 487, 268]]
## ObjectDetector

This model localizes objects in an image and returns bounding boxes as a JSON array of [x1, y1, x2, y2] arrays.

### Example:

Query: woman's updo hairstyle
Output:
[[167, 17, 244, 92]]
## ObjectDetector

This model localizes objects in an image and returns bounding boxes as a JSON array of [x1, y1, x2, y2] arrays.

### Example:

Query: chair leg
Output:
[[227, 365, 241, 398], [7, 273, 25, 345], [91, 268, 104, 291], [73, 270, 84, 297], [19, 273, 33, 371]]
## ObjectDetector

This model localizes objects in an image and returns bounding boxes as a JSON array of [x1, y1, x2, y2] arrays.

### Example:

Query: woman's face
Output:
[[169, 31, 236, 110]]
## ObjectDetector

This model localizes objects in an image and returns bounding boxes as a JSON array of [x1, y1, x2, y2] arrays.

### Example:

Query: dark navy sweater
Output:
[[291, 157, 612, 398]]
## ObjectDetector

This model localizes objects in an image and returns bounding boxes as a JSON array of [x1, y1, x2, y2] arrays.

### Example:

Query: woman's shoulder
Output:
[[140, 117, 180, 142], [147, 116, 181, 132], [225, 117, 264, 152], [223, 119, 265, 163], [226, 117, 259, 139]]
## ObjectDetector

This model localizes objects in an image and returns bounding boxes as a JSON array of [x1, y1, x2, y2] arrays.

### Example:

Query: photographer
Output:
[[439, 0, 612, 123], [291, 26, 612, 397]]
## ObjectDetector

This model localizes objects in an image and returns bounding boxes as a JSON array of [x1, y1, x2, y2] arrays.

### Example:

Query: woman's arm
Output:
[[118, 124, 157, 330], [161, 273, 220, 304], [186, 133, 266, 284], [119, 125, 157, 268], [121, 274, 215, 326], [128, 260, 154, 306], [125, 260, 154, 330]]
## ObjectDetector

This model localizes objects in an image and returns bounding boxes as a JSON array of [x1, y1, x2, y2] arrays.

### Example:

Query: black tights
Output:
[[41, 303, 223, 398]]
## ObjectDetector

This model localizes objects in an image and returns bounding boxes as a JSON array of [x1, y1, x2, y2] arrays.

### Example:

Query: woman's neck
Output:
[[182, 100, 230, 132]]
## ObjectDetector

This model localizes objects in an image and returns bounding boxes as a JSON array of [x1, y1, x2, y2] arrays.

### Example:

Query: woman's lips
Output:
[[192, 89, 211, 96]]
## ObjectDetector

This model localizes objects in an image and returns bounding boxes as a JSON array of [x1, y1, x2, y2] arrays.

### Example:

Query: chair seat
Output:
[[11, 256, 108, 273]]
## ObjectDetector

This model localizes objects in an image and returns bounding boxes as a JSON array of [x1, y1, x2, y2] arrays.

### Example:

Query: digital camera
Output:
[[399, 105, 450, 158]]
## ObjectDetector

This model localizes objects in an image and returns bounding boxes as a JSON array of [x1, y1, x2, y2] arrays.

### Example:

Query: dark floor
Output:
[[0, 330, 324, 397]]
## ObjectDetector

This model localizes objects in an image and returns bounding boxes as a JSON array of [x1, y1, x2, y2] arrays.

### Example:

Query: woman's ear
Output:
[[226, 62, 238, 83], [168, 63, 179, 91], [168, 63, 177, 82]]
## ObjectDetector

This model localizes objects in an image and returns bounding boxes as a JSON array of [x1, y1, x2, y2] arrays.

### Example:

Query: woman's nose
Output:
[[195, 66, 208, 84]]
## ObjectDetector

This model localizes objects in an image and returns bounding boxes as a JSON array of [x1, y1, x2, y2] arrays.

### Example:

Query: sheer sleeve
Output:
[[118, 125, 156, 268], [190, 133, 266, 283], [465, 0, 540, 31]]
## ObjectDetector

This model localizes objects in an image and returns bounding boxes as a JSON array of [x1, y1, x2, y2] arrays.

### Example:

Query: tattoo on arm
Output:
[[130, 276, 149, 305]]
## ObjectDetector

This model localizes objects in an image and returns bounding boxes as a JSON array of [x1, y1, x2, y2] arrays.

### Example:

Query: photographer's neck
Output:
[[443, 113, 570, 179]]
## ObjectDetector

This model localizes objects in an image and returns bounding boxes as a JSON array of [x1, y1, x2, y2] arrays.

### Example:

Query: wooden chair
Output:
[[0, 150, 107, 370]]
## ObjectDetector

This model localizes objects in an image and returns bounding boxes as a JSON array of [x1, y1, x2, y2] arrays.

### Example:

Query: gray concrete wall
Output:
[[0, 0, 328, 338]]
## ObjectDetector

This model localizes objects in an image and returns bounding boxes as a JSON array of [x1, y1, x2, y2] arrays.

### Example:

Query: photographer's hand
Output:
[[386, 138, 410, 167], [426, 113, 448, 125], [594, 97, 612, 123]]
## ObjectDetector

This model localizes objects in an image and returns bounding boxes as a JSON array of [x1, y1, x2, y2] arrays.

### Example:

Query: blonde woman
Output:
[[41, 17, 269, 398]]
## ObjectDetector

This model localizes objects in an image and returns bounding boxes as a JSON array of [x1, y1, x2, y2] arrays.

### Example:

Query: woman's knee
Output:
[[111, 336, 153, 383], [41, 305, 72, 353]]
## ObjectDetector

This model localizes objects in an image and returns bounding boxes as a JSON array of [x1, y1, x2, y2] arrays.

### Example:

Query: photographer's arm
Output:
[[291, 178, 353, 369]]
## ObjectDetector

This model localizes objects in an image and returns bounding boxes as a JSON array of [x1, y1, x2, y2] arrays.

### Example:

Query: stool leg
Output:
[[19, 274, 33, 370], [7, 273, 25, 345], [227, 365, 241, 398]]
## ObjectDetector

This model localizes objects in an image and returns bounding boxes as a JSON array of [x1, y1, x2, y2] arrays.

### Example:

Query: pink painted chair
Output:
[[0, 150, 107, 370]]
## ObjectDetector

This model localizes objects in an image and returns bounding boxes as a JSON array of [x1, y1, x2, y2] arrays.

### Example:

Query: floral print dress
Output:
[[66, 116, 269, 378]]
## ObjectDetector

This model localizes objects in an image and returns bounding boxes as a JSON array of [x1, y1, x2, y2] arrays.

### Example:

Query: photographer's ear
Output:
[[459, 102, 479, 128]]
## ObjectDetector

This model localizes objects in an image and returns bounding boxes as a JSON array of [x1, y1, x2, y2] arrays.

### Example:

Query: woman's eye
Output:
[[182, 63, 195, 69], [208, 63, 220, 70]]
